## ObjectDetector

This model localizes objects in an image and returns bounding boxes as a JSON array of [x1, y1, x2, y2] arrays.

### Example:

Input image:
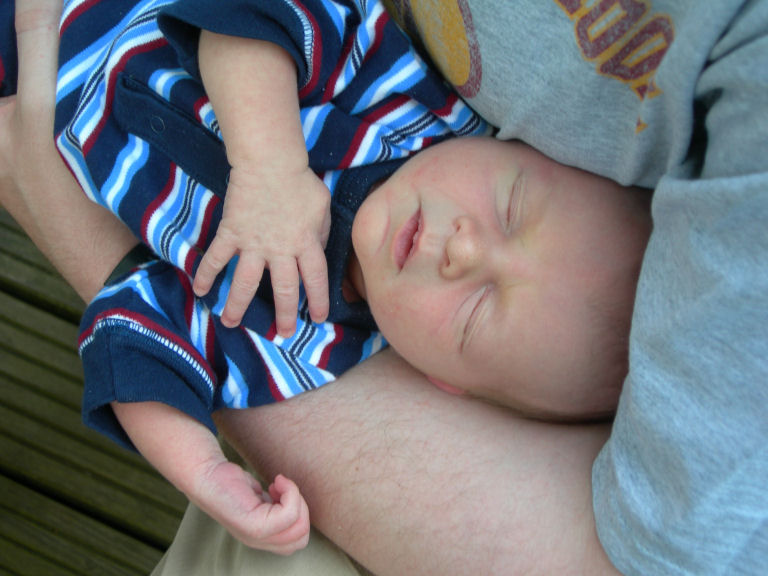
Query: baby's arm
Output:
[[112, 401, 310, 554], [194, 31, 331, 336]]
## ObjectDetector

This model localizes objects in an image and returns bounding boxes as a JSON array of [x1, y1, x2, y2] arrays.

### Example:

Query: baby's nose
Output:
[[440, 216, 484, 280]]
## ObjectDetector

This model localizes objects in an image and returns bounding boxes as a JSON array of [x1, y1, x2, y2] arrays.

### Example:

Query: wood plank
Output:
[[0, 396, 187, 517], [0, 263, 82, 322], [0, 291, 184, 491], [0, 535, 80, 576], [0, 372, 173, 480], [0, 319, 83, 381], [0, 476, 162, 575], [0, 210, 60, 273], [0, 412, 184, 547], [0, 251, 84, 322], [0, 290, 79, 348], [0, 291, 86, 416], [0, 209, 182, 574], [0, 346, 84, 411], [1, 474, 164, 565], [0, 505, 144, 576], [0, 210, 85, 321]]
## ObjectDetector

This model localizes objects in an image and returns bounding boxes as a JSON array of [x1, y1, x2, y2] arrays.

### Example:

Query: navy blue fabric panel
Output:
[[0, 1, 17, 97]]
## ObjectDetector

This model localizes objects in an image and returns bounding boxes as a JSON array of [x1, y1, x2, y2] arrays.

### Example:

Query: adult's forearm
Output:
[[1, 150, 138, 303], [0, 0, 137, 303], [217, 349, 620, 576]]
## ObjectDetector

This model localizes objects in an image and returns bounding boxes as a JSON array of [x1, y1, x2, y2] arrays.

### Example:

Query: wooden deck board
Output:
[[0, 478, 155, 576], [0, 209, 185, 575], [0, 535, 81, 576], [0, 209, 83, 322]]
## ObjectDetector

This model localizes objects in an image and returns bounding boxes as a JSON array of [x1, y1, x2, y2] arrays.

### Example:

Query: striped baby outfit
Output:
[[46, 0, 491, 449]]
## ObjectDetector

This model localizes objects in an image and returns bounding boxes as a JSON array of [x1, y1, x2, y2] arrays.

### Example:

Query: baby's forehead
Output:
[[394, 137, 516, 180]]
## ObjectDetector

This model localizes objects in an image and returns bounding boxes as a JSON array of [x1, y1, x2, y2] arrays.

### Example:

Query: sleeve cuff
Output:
[[158, 0, 307, 84], [81, 324, 217, 452]]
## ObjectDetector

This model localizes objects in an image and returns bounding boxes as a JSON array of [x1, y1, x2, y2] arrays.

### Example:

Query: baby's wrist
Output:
[[228, 149, 309, 177], [225, 128, 309, 171], [228, 157, 318, 189]]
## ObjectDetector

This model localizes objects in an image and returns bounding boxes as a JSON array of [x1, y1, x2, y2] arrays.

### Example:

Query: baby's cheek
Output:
[[372, 294, 426, 346]]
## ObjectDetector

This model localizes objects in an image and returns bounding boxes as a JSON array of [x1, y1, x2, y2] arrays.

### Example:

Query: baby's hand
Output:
[[113, 401, 309, 553], [194, 165, 331, 336], [193, 461, 310, 554]]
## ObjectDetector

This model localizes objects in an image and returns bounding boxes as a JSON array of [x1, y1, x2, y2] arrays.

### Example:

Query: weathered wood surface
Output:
[[0, 209, 186, 575]]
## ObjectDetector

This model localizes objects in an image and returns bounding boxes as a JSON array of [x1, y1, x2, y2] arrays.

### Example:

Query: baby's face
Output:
[[352, 138, 651, 416]]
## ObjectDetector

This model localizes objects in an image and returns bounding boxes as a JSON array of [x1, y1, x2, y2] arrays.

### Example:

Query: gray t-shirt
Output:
[[389, 0, 768, 573]]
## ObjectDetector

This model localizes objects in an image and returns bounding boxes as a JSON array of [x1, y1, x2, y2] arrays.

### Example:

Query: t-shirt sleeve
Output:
[[79, 260, 218, 451], [158, 0, 348, 96]]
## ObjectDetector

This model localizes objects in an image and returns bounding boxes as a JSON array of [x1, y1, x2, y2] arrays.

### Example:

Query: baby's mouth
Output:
[[393, 208, 421, 270]]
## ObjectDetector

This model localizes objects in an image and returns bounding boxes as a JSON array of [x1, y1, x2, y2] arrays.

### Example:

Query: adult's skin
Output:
[[1, 3, 619, 574], [0, 0, 136, 298]]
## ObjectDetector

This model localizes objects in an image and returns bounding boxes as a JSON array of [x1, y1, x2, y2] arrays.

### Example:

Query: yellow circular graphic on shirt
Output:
[[408, 0, 482, 98]]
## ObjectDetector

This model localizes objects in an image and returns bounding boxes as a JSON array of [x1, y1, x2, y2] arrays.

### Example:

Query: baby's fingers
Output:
[[298, 243, 329, 325], [221, 252, 265, 328], [194, 233, 237, 298], [269, 258, 300, 338], [260, 475, 311, 554], [193, 463, 307, 554]]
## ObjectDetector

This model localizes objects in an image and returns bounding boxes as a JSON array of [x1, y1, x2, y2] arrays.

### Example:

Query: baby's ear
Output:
[[426, 376, 466, 396]]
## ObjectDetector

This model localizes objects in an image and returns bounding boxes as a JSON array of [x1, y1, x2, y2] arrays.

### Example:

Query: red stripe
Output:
[[364, 93, 410, 123], [79, 307, 214, 382], [338, 121, 369, 169], [193, 96, 210, 123], [197, 192, 220, 251], [338, 94, 410, 168], [322, 9, 390, 103], [260, 324, 286, 401], [322, 29, 355, 103], [184, 249, 199, 278], [141, 162, 177, 244], [432, 91, 459, 119], [205, 314, 217, 372], [364, 9, 389, 65], [60, 0, 102, 35], [317, 325, 344, 370], [184, 191, 220, 277], [267, 371, 286, 402], [176, 267, 194, 326], [266, 322, 278, 341]]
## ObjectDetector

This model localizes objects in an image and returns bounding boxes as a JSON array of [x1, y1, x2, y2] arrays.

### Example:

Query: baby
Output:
[[95, 133, 650, 554], [350, 137, 651, 419], [188, 11, 650, 418], [3, 0, 649, 555]]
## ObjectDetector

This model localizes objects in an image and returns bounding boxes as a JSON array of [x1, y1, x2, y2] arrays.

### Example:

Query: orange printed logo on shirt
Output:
[[384, 0, 482, 98], [554, 0, 674, 101]]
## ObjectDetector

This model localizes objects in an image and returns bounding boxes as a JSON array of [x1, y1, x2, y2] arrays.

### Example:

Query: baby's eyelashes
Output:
[[503, 173, 526, 234]]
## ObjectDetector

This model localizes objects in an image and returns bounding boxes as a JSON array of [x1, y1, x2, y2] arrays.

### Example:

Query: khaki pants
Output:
[[152, 503, 369, 576]]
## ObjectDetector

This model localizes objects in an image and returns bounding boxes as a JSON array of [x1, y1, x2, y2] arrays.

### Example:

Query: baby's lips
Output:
[[393, 208, 421, 270]]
